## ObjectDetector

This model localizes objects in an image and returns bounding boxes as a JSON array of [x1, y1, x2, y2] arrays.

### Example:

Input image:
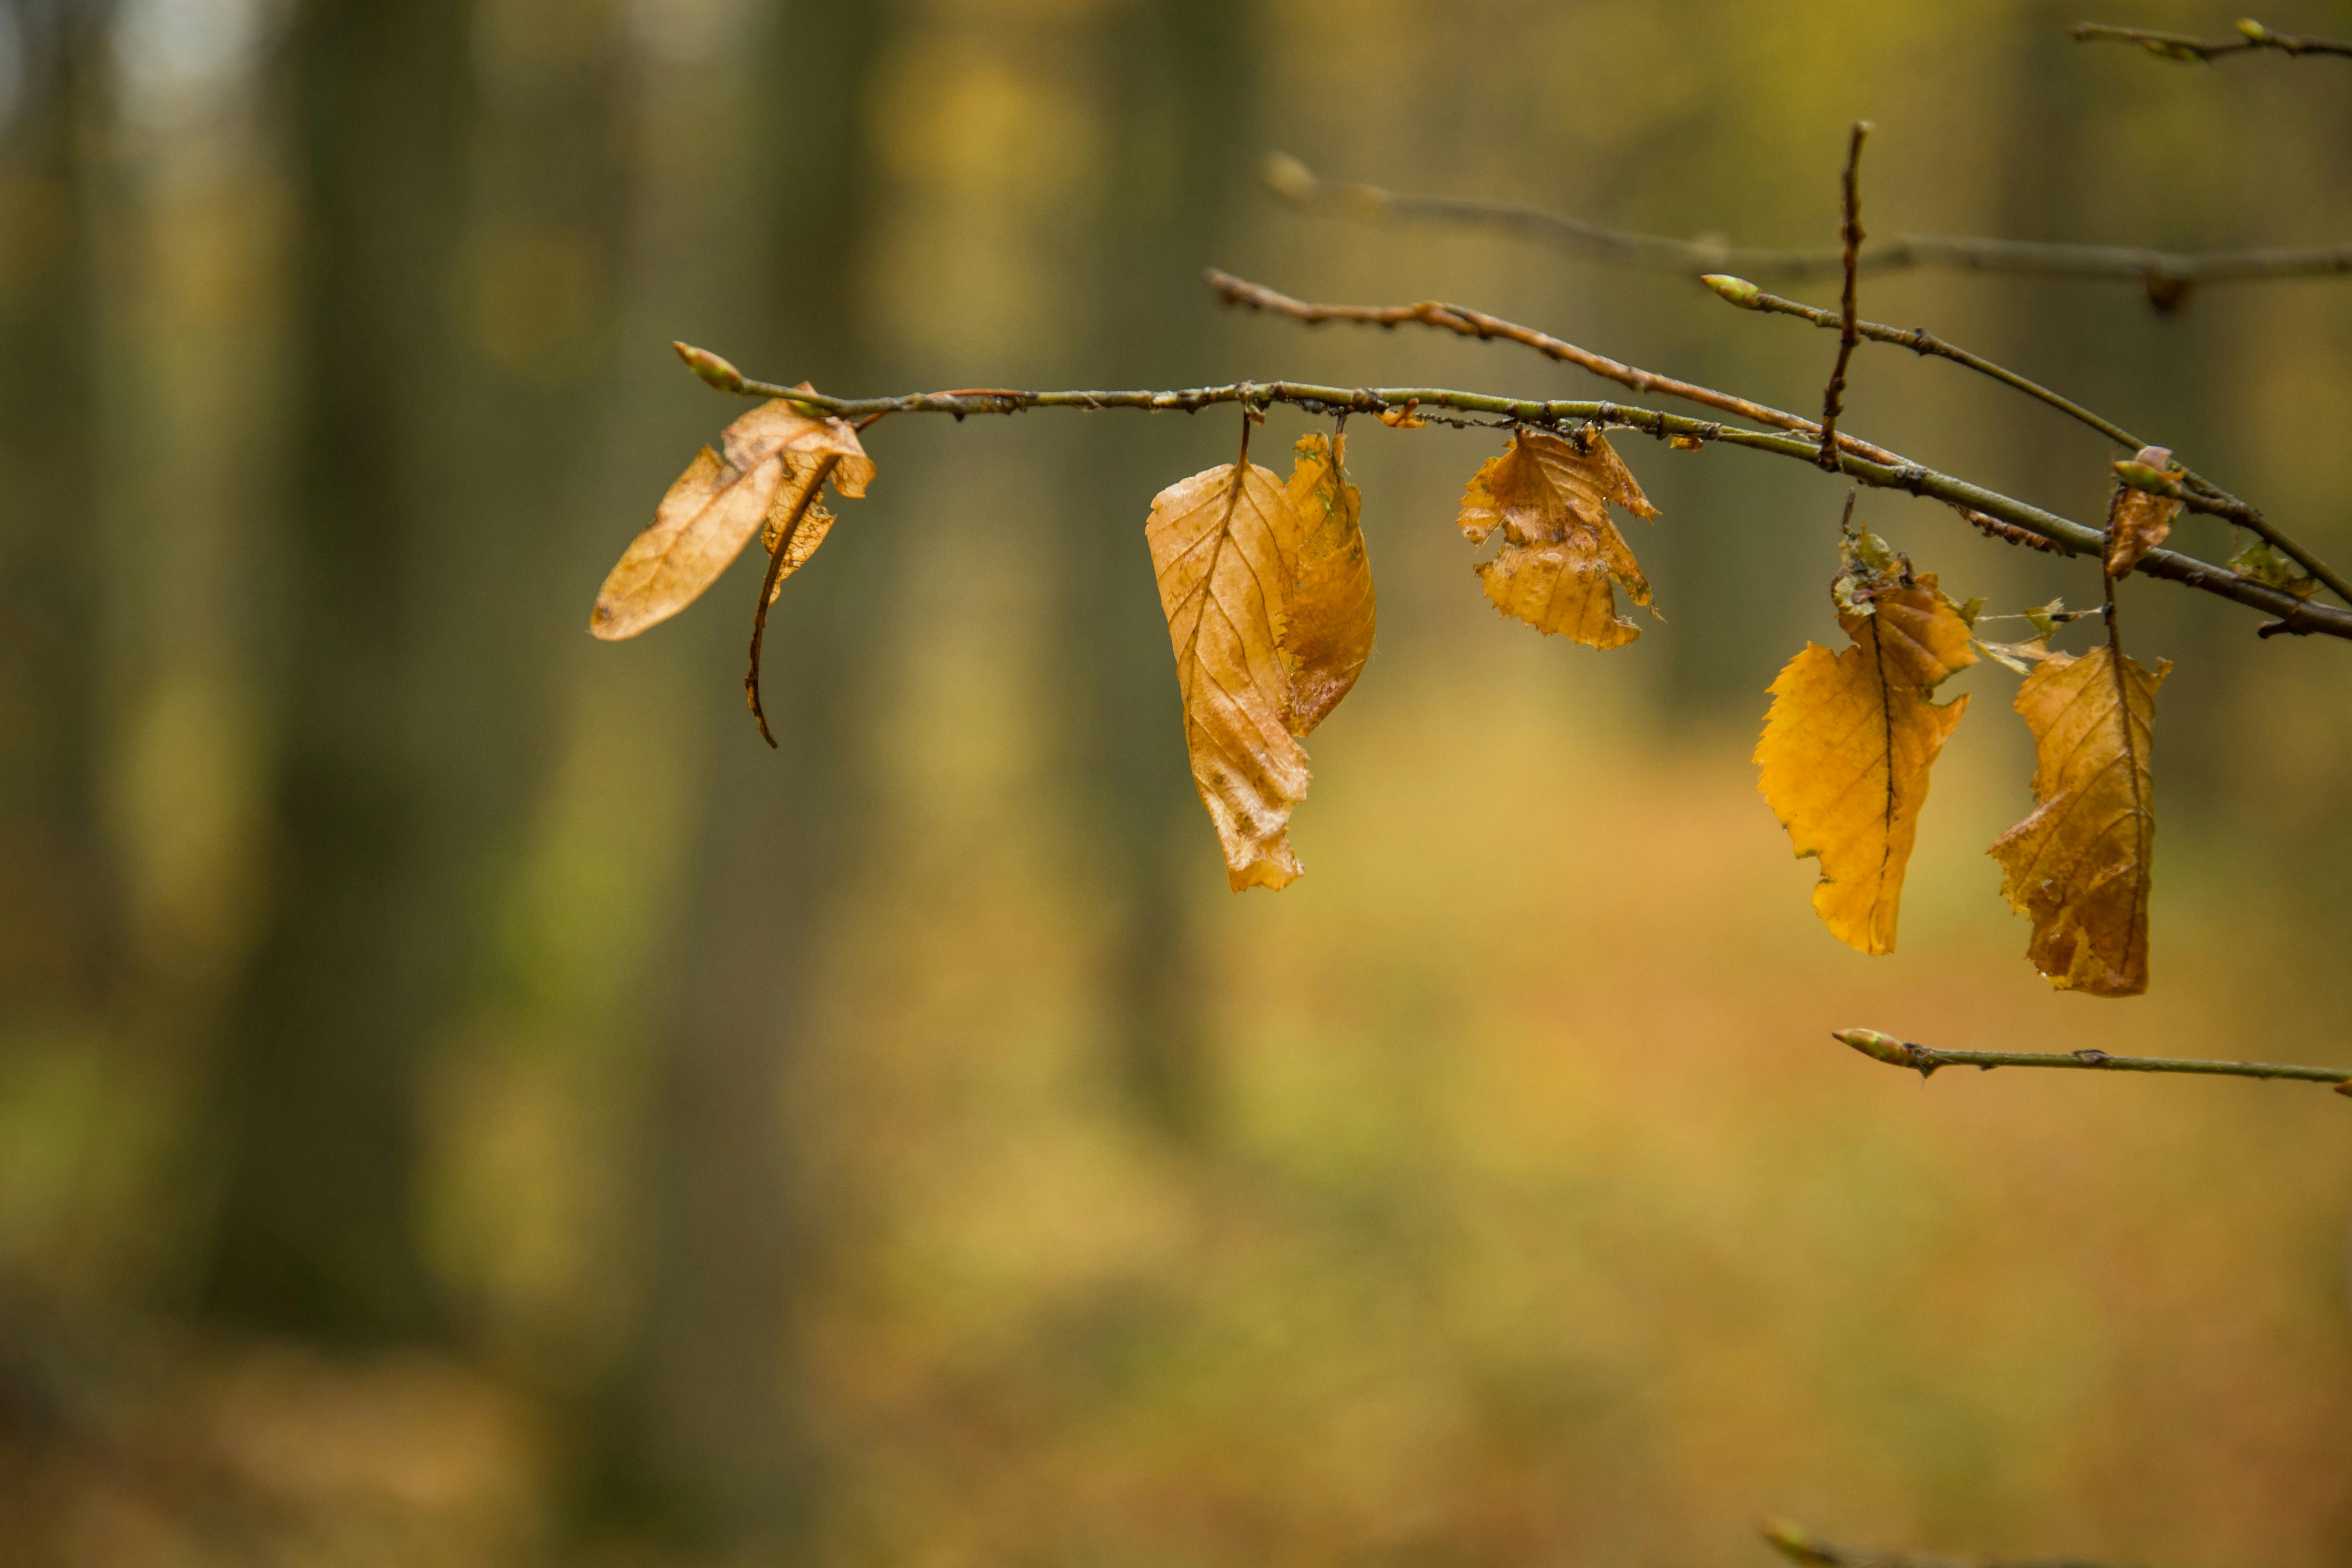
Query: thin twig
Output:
[[2071, 17, 2352, 62], [1834, 1029, 2352, 1091], [1704, 276, 2141, 450], [1260, 152, 2352, 304], [1209, 268, 1895, 460], [1763, 1519, 2131, 1568], [1701, 275, 2352, 607], [1817, 123, 1869, 471], [695, 356, 2352, 641]]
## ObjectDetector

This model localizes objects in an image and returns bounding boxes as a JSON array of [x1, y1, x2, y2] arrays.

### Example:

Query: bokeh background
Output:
[[6, 0, 2352, 1563]]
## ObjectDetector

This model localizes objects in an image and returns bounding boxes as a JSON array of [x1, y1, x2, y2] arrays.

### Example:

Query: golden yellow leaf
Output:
[[1280, 433, 1376, 735], [1456, 429, 1658, 647], [1989, 644, 2170, 997], [1147, 460, 1312, 891], [1755, 569, 1977, 956], [591, 393, 872, 641]]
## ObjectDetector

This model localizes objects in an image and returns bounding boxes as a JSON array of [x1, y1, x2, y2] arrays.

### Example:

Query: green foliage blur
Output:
[[4, 0, 2352, 1563]]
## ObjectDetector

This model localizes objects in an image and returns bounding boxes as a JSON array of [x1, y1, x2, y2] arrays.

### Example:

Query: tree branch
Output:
[[2071, 16, 2352, 62], [1700, 276, 2352, 607], [1260, 152, 2352, 303], [1763, 1518, 2132, 1568], [1196, 275, 2352, 636], [1817, 122, 1869, 472], [1834, 1029, 2352, 1092], [670, 345, 2352, 642]]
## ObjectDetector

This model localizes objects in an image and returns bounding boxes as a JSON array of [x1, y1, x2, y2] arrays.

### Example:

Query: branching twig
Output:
[[2071, 16, 2352, 62], [1260, 152, 2352, 305], [1701, 276, 2352, 606], [1834, 1028, 2352, 1093], [1208, 269, 1896, 460], [1817, 123, 1869, 472], [1199, 272, 2351, 635], [679, 348, 2352, 641], [1762, 1519, 2131, 1568]]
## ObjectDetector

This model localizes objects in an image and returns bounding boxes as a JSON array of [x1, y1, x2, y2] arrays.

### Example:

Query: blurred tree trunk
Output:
[[1068, 0, 1257, 1141], [197, 0, 477, 1343], [577, 0, 892, 1551], [0, 2, 117, 1034]]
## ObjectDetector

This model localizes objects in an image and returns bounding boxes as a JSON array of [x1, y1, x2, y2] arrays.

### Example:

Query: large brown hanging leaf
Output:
[[1147, 459, 1312, 891], [1456, 428, 1658, 647], [591, 392, 873, 640], [1755, 533, 1977, 955], [1281, 433, 1376, 734], [2103, 445, 2183, 579], [1989, 644, 2170, 997]]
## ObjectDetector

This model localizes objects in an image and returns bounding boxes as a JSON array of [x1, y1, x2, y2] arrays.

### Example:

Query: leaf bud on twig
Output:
[[673, 341, 746, 395]]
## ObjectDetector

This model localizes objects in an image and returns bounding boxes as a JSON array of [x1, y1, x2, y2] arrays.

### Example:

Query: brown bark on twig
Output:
[[1816, 123, 1868, 471]]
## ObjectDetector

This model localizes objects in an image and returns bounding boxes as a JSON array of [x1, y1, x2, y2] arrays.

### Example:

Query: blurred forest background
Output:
[[5, 0, 2352, 1564]]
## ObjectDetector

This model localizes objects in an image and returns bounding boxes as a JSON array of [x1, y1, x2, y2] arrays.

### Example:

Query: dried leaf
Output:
[[1281, 433, 1376, 735], [1989, 646, 2171, 997], [591, 392, 872, 641], [2227, 538, 2319, 599], [2104, 446, 2183, 579], [1756, 571, 1977, 955], [1974, 636, 2053, 673], [764, 503, 835, 604], [2024, 597, 2065, 641], [1147, 460, 1313, 891], [1457, 429, 1659, 648], [1377, 402, 1429, 429]]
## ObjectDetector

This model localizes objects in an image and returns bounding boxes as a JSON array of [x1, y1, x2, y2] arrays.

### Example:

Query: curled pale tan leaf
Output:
[[1456, 429, 1658, 648], [591, 392, 872, 641], [1147, 460, 1312, 891], [1974, 635, 2053, 673], [2103, 445, 2182, 579], [1280, 433, 1376, 735], [1756, 570, 1977, 955], [1990, 644, 2169, 997]]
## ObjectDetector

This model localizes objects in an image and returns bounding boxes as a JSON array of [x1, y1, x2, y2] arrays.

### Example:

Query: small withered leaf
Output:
[[1457, 429, 1658, 648], [1975, 636, 2053, 673], [2104, 446, 2183, 579], [1280, 433, 1377, 736], [1989, 646, 2170, 997], [2227, 538, 2319, 599], [591, 392, 871, 641], [765, 503, 835, 604], [1147, 460, 1314, 891], [1756, 572, 1976, 955]]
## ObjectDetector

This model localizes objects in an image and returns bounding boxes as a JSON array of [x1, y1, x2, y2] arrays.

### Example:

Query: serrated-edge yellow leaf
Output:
[[1280, 433, 1376, 735], [1147, 460, 1312, 892], [1456, 429, 1657, 648], [1989, 644, 2170, 997], [1755, 577, 1977, 955]]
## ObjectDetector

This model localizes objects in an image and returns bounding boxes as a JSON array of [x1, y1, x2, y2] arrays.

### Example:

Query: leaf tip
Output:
[[674, 341, 746, 394]]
